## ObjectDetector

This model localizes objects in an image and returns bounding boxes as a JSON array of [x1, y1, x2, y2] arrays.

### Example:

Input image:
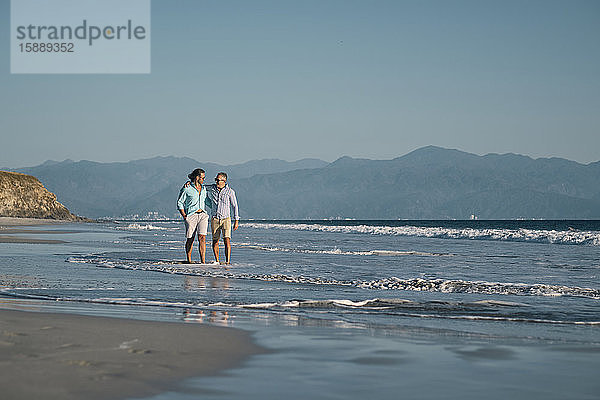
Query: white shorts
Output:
[[184, 211, 209, 238]]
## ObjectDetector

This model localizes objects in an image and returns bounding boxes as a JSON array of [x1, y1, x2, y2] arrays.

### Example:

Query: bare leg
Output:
[[212, 239, 220, 263], [185, 237, 195, 263], [198, 235, 206, 263], [224, 237, 231, 264]]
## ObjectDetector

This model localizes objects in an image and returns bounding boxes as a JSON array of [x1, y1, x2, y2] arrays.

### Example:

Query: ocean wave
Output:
[[66, 256, 600, 299], [356, 277, 600, 298], [3, 289, 597, 326], [243, 223, 600, 246], [241, 298, 530, 310], [235, 243, 451, 257], [240, 298, 415, 309], [234, 298, 600, 325]]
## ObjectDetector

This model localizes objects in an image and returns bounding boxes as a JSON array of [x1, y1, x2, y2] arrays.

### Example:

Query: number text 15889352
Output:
[[19, 43, 74, 53]]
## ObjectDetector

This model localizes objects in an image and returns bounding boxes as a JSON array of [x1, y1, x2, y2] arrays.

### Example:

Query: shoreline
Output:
[[0, 216, 74, 226], [0, 308, 266, 400], [0, 235, 67, 244], [0, 217, 78, 243]]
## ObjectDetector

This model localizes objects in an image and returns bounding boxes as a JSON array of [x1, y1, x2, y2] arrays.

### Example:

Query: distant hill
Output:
[[235, 146, 600, 219], [0, 171, 81, 220], [12, 148, 600, 219]]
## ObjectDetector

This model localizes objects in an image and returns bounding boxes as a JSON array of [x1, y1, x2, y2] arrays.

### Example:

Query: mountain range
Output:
[[12, 146, 600, 219], [13, 157, 328, 218]]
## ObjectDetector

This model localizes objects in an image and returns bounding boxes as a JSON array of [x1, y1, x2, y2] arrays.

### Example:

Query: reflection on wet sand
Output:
[[184, 276, 230, 291], [183, 309, 231, 326], [0, 274, 40, 289]]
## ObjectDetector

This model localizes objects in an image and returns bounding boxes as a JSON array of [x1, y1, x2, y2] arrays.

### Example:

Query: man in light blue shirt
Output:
[[177, 168, 210, 263]]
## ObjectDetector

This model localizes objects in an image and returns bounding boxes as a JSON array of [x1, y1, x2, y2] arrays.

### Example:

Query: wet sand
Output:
[[0, 235, 67, 244], [0, 217, 72, 243], [0, 309, 265, 400], [0, 217, 67, 226]]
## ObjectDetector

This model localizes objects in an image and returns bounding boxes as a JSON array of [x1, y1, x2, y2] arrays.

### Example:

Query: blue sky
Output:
[[1, 0, 599, 168]]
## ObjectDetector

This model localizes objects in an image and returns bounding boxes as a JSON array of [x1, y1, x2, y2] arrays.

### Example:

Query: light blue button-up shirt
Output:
[[177, 184, 208, 215], [205, 184, 239, 220]]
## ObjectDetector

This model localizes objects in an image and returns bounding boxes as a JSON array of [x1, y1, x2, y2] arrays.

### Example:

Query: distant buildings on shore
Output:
[[101, 211, 173, 221]]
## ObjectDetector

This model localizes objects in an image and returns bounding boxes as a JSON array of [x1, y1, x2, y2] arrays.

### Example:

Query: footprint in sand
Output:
[[65, 360, 93, 367]]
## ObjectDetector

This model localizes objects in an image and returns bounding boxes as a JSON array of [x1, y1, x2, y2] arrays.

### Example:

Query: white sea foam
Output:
[[235, 242, 451, 257], [115, 223, 172, 231], [243, 223, 600, 246], [355, 277, 600, 299], [249, 298, 415, 309], [235, 297, 536, 313]]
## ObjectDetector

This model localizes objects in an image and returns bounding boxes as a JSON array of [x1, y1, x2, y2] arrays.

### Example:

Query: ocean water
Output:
[[1, 220, 600, 399]]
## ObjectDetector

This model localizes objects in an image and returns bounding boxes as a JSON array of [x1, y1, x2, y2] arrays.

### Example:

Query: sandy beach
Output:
[[0, 217, 73, 243], [0, 309, 265, 400], [0, 218, 266, 399]]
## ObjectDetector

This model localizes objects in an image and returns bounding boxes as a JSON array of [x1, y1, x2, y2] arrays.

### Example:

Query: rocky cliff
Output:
[[0, 171, 82, 220]]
